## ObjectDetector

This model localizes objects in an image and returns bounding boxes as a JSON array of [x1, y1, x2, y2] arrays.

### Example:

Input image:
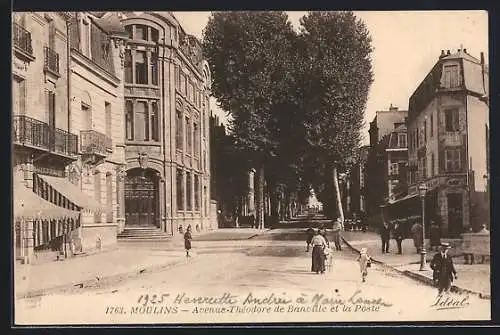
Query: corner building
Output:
[[406, 49, 489, 236], [116, 12, 213, 235]]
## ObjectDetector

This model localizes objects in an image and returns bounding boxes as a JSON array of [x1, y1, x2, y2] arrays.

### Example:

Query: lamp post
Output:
[[418, 183, 429, 271]]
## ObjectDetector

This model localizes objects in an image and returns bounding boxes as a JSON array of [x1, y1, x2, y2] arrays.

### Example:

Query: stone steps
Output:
[[117, 226, 172, 241]]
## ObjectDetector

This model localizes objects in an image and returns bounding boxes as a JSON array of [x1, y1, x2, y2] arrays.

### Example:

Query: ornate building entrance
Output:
[[125, 168, 159, 227]]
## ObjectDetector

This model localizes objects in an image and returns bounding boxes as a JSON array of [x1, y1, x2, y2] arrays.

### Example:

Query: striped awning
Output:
[[13, 181, 80, 221], [37, 174, 104, 213]]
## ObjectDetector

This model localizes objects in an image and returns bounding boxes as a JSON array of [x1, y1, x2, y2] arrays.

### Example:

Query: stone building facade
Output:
[[114, 12, 213, 235], [12, 12, 125, 262], [64, 12, 128, 251], [406, 48, 489, 236]]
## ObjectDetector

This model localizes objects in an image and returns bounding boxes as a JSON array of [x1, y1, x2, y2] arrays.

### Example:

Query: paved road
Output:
[[15, 229, 490, 324]]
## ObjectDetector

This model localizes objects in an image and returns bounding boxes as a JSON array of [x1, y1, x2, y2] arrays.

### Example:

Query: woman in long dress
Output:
[[184, 225, 193, 258], [310, 229, 327, 274]]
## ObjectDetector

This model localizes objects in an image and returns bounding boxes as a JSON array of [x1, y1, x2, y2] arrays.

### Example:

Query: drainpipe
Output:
[[168, 38, 174, 236]]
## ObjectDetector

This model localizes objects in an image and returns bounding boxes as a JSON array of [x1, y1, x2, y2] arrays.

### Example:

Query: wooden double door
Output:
[[125, 169, 160, 227]]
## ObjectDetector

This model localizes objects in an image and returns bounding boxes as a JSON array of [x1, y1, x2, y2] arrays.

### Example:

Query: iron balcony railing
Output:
[[13, 23, 33, 56], [12, 115, 78, 157], [80, 130, 113, 156], [52, 127, 78, 156], [12, 115, 50, 150], [44, 46, 60, 74]]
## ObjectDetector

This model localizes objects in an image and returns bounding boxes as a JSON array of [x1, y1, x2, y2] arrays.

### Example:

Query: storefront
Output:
[[14, 177, 80, 264]]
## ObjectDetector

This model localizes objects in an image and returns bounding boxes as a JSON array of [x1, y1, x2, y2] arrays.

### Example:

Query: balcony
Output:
[[12, 115, 50, 151], [13, 23, 35, 62], [80, 130, 113, 162], [52, 128, 78, 157], [12, 115, 78, 159], [44, 46, 60, 77]]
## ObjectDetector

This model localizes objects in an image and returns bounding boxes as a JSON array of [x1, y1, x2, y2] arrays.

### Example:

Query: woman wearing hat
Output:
[[430, 243, 458, 295]]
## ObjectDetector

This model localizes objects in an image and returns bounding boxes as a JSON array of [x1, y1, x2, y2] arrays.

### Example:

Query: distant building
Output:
[[343, 146, 369, 219], [402, 48, 489, 236], [364, 106, 407, 217], [368, 105, 408, 146]]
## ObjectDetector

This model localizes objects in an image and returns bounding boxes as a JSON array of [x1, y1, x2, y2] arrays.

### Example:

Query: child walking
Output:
[[357, 248, 372, 282]]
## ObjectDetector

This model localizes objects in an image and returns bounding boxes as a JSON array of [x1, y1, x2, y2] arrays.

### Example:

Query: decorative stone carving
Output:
[[68, 162, 82, 186], [138, 152, 149, 169], [116, 165, 127, 181]]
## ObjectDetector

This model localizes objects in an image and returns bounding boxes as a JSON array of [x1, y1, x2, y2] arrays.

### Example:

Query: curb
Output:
[[341, 236, 491, 300], [16, 254, 205, 300]]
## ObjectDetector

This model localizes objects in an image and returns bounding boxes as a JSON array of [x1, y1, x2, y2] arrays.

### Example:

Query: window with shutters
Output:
[[445, 148, 462, 172], [94, 171, 102, 223], [48, 91, 56, 130], [443, 65, 460, 88], [81, 103, 91, 130], [445, 108, 460, 132], [431, 153, 435, 176]]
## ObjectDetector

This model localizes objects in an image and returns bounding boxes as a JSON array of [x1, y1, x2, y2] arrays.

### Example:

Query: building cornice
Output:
[[71, 49, 120, 87]]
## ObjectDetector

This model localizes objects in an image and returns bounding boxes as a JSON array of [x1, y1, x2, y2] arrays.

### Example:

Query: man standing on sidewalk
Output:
[[430, 243, 458, 295], [392, 219, 404, 255], [380, 220, 390, 253], [331, 218, 343, 251]]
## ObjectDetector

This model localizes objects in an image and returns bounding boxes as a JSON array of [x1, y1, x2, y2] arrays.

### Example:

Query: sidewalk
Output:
[[15, 246, 197, 299], [15, 228, 271, 299], [342, 232, 491, 299]]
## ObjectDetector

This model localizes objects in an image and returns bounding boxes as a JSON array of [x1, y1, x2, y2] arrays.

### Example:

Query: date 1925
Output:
[[137, 294, 171, 306]]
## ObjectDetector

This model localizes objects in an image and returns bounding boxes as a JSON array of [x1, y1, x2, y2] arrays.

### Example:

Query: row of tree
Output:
[[202, 11, 374, 228]]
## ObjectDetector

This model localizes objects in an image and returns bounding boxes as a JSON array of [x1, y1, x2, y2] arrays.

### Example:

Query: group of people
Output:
[[306, 218, 371, 282], [380, 219, 444, 255]]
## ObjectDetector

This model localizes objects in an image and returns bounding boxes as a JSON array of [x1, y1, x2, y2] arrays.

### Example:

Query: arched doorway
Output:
[[125, 168, 160, 227]]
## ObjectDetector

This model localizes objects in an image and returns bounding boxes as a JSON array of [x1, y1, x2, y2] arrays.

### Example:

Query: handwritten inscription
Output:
[[102, 290, 394, 316]]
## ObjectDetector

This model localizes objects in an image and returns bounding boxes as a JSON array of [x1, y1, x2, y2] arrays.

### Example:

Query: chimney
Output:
[[389, 105, 398, 112], [463, 48, 467, 53], [480, 52, 485, 65], [447, 50, 451, 55], [440, 50, 445, 58]]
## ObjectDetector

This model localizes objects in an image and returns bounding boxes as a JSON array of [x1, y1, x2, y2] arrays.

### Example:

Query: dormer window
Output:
[[443, 64, 460, 88]]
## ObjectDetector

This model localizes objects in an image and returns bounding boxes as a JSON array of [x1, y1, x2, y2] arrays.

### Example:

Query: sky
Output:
[[174, 11, 489, 144]]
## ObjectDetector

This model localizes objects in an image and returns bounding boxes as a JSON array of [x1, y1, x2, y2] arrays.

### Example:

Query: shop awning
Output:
[[37, 175, 104, 213], [13, 181, 80, 221], [387, 193, 419, 205]]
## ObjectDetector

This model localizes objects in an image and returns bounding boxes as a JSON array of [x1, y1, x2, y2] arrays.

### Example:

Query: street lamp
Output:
[[418, 183, 429, 271]]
